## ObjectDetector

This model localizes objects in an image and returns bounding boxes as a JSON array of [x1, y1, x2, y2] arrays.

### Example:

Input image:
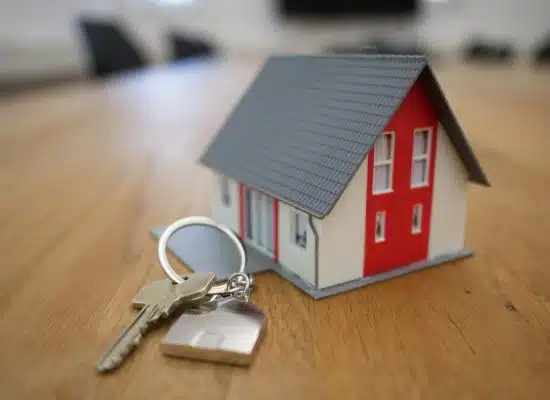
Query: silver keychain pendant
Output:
[[156, 216, 266, 366], [161, 289, 266, 366]]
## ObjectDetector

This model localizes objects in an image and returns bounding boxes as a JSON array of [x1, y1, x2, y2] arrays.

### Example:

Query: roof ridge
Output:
[[267, 53, 429, 63]]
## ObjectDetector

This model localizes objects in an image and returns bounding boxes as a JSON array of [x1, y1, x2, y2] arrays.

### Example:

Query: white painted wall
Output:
[[210, 174, 316, 287], [2, 0, 550, 80], [428, 124, 469, 257], [277, 202, 316, 286], [211, 175, 239, 234], [315, 158, 368, 289]]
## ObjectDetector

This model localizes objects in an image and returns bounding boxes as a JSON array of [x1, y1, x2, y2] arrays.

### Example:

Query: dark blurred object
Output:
[[279, 0, 418, 18], [168, 33, 217, 62], [328, 39, 433, 59], [77, 18, 148, 78], [464, 39, 516, 62], [366, 39, 428, 55], [533, 35, 550, 65]]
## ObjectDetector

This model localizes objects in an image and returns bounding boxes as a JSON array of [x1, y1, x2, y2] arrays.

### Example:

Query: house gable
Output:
[[417, 66, 489, 186], [364, 78, 439, 275]]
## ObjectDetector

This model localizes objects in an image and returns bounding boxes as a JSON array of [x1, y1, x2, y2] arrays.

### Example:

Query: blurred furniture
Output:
[[366, 39, 427, 55], [533, 35, 550, 65], [464, 38, 516, 62], [278, 0, 418, 18], [327, 39, 435, 60], [1, 57, 550, 399], [168, 33, 216, 62], [77, 18, 148, 78]]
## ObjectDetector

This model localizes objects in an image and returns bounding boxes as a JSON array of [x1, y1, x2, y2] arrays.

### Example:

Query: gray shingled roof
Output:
[[199, 54, 489, 219]]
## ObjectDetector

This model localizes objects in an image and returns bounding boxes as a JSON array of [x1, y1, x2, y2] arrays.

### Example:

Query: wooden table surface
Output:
[[1, 57, 549, 399]]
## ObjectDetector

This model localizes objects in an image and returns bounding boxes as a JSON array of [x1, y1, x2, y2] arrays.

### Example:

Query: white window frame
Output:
[[220, 176, 231, 206], [411, 128, 432, 188], [375, 211, 386, 243], [292, 210, 307, 249], [412, 204, 423, 234], [373, 131, 395, 194]]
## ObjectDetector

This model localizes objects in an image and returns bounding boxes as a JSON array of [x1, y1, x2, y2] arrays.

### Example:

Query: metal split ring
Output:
[[157, 216, 249, 296]]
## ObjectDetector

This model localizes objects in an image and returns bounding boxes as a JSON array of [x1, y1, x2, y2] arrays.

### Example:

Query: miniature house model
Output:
[[199, 54, 489, 298]]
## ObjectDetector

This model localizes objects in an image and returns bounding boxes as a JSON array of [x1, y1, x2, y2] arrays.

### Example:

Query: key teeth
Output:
[[96, 305, 162, 373], [97, 335, 143, 373], [97, 356, 118, 373], [97, 359, 118, 373]]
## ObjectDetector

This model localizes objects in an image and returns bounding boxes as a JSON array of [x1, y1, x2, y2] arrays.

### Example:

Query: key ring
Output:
[[157, 216, 249, 296]]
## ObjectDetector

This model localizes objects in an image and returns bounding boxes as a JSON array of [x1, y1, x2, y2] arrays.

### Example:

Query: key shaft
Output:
[[96, 304, 160, 372], [96, 272, 216, 373]]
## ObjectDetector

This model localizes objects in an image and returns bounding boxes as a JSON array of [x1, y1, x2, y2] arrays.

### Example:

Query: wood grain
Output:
[[1, 58, 549, 399]]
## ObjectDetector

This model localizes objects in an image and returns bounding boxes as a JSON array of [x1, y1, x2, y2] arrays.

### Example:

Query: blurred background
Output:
[[1, 0, 549, 95]]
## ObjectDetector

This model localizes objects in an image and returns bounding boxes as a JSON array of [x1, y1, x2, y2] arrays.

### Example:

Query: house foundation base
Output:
[[152, 226, 473, 299], [279, 249, 474, 299]]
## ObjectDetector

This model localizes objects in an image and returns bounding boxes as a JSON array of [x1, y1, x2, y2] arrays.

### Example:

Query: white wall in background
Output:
[[0, 0, 549, 79], [0, 0, 118, 78], [418, 0, 550, 50]]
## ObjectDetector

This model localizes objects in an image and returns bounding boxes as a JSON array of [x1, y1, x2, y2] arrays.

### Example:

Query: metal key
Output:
[[96, 272, 216, 373], [131, 280, 208, 310]]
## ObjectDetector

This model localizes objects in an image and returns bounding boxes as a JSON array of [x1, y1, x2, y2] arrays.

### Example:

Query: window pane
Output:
[[220, 178, 230, 205], [375, 134, 392, 162], [375, 212, 385, 241], [294, 212, 307, 248], [299, 228, 307, 248], [413, 130, 428, 156], [300, 214, 307, 247], [412, 159, 427, 185], [412, 205, 422, 233], [374, 165, 390, 191], [385, 135, 393, 159]]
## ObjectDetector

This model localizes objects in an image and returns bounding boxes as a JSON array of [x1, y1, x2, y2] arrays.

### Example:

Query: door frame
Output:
[[239, 184, 279, 262]]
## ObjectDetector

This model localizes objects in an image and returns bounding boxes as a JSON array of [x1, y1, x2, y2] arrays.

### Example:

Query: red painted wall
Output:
[[364, 79, 439, 276]]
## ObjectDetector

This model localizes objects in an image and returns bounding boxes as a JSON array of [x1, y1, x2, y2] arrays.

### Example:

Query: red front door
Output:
[[363, 80, 438, 277]]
